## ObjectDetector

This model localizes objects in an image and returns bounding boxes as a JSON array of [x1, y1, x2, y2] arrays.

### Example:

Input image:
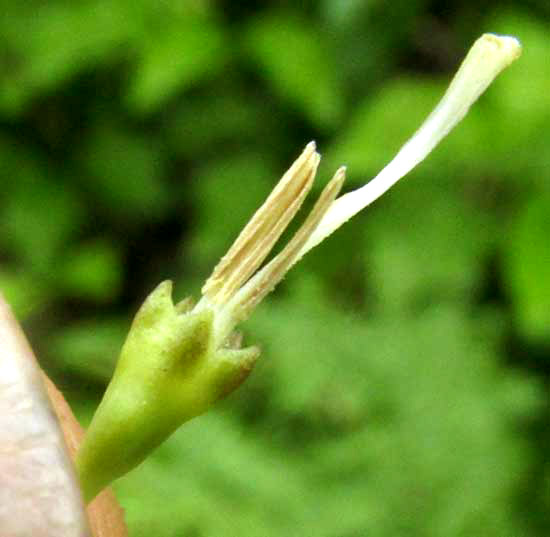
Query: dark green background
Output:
[[1, 1, 550, 535]]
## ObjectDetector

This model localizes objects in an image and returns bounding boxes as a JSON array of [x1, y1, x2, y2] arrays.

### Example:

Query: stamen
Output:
[[202, 142, 319, 303], [215, 153, 320, 305], [225, 166, 346, 327]]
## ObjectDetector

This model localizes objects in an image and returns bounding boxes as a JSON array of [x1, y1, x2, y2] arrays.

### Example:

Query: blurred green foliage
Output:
[[1, 1, 550, 536]]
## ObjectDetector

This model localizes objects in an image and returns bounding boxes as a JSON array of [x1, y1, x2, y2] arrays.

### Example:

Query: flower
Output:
[[75, 142, 343, 502], [76, 33, 521, 502], [195, 34, 522, 345]]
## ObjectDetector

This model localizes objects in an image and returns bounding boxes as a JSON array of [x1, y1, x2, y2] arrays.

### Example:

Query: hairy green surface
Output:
[[1, 1, 550, 535]]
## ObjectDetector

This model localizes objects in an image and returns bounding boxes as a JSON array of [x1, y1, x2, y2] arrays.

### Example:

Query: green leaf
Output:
[[166, 92, 268, 158], [48, 317, 128, 382], [2, 172, 85, 273], [126, 15, 227, 114], [59, 240, 123, 302], [503, 194, 550, 343], [244, 14, 344, 130], [0, 270, 50, 319], [79, 121, 168, 220], [0, 1, 131, 116], [362, 172, 494, 313]]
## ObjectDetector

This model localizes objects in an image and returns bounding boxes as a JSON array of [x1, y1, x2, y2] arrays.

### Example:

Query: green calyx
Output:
[[76, 281, 258, 502]]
